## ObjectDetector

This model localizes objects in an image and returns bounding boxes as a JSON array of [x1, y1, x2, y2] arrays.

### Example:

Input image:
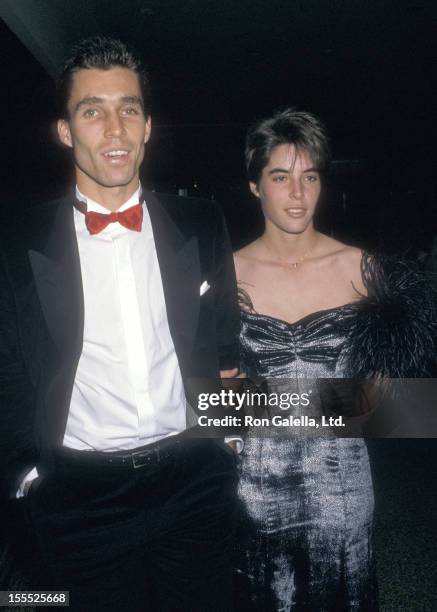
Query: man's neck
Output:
[[76, 180, 140, 212]]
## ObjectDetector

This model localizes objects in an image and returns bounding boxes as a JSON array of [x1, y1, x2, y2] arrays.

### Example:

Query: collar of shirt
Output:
[[74, 184, 150, 237], [75, 184, 143, 213]]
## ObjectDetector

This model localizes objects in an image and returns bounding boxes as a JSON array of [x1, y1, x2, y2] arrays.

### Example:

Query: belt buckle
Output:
[[131, 447, 158, 468]]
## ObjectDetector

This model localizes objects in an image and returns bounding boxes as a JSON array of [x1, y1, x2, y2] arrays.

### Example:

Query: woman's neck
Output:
[[260, 226, 320, 263]]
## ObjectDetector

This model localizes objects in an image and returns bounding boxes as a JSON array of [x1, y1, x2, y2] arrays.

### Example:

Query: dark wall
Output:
[[1, 6, 436, 255]]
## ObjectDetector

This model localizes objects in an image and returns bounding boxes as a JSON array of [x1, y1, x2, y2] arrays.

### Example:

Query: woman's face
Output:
[[251, 144, 321, 235]]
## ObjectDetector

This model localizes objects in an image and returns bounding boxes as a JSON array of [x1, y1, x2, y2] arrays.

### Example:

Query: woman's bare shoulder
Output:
[[339, 247, 366, 293], [319, 235, 362, 265], [318, 236, 366, 292], [338, 244, 363, 269], [234, 240, 262, 274]]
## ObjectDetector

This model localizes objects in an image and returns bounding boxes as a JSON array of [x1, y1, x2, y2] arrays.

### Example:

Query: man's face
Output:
[[57, 66, 151, 192], [250, 144, 321, 235]]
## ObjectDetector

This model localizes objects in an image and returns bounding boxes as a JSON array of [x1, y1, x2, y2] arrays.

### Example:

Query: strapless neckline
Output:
[[240, 300, 361, 329]]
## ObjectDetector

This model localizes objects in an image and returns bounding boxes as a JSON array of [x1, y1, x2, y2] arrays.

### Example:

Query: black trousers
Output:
[[26, 438, 238, 611]]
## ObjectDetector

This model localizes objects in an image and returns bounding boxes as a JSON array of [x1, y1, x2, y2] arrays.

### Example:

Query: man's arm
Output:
[[0, 248, 37, 499], [209, 203, 245, 451], [210, 202, 240, 371]]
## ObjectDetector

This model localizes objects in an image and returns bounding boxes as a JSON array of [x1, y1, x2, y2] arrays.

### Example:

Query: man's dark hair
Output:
[[245, 108, 331, 184], [57, 36, 151, 119]]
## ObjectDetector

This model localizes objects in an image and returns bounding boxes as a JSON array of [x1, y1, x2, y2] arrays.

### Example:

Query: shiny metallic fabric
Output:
[[235, 305, 377, 611]]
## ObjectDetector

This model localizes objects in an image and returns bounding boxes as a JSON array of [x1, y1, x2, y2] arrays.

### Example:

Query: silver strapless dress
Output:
[[234, 304, 377, 611]]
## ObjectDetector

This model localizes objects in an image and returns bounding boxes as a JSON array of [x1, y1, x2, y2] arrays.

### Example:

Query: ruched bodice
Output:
[[239, 303, 359, 379]]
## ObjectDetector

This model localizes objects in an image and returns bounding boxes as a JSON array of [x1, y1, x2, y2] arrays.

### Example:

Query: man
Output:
[[0, 36, 240, 610]]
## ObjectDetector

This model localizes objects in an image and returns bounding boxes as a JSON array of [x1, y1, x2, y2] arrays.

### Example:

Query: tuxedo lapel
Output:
[[145, 191, 200, 366], [27, 191, 200, 366], [27, 197, 84, 360]]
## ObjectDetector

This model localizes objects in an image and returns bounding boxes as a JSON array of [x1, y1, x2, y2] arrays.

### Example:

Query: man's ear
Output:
[[144, 116, 152, 144], [249, 181, 260, 198], [57, 119, 73, 148]]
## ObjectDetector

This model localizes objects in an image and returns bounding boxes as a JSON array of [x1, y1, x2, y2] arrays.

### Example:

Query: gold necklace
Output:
[[262, 239, 315, 269]]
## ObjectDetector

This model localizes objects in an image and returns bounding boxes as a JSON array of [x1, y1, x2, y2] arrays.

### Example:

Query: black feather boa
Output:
[[344, 252, 437, 378]]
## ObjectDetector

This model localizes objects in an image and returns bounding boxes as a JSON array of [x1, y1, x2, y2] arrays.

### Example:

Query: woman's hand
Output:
[[219, 367, 246, 379]]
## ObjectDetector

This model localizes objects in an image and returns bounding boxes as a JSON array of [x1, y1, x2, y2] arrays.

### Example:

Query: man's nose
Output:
[[104, 112, 125, 137]]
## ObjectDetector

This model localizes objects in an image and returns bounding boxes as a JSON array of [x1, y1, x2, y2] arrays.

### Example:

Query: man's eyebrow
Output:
[[74, 95, 144, 113], [75, 97, 104, 113], [120, 96, 144, 107]]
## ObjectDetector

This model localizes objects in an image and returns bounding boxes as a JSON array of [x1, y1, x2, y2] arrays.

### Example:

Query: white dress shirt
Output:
[[63, 185, 186, 450]]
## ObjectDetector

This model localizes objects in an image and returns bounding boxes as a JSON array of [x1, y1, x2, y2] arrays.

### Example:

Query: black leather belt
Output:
[[53, 435, 186, 470]]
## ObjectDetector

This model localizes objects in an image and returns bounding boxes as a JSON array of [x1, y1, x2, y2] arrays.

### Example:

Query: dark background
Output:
[[1, 1, 436, 609], [1, 0, 437, 253]]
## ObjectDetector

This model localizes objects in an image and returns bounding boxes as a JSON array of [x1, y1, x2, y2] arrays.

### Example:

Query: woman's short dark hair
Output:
[[57, 36, 151, 120], [245, 108, 331, 183]]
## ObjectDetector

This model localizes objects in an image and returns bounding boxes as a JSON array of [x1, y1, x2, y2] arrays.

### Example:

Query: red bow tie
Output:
[[74, 199, 143, 235]]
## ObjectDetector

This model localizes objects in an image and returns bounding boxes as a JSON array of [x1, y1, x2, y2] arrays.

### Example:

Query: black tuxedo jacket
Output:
[[0, 191, 240, 498]]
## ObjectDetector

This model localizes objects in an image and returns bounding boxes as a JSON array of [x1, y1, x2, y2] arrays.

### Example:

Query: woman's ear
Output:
[[249, 181, 260, 198]]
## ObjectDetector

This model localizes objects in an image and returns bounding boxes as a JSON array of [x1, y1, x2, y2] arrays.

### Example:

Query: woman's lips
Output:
[[285, 207, 306, 218]]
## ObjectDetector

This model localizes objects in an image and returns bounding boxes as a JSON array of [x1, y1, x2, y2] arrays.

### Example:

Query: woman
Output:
[[233, 109, 436, 611]]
